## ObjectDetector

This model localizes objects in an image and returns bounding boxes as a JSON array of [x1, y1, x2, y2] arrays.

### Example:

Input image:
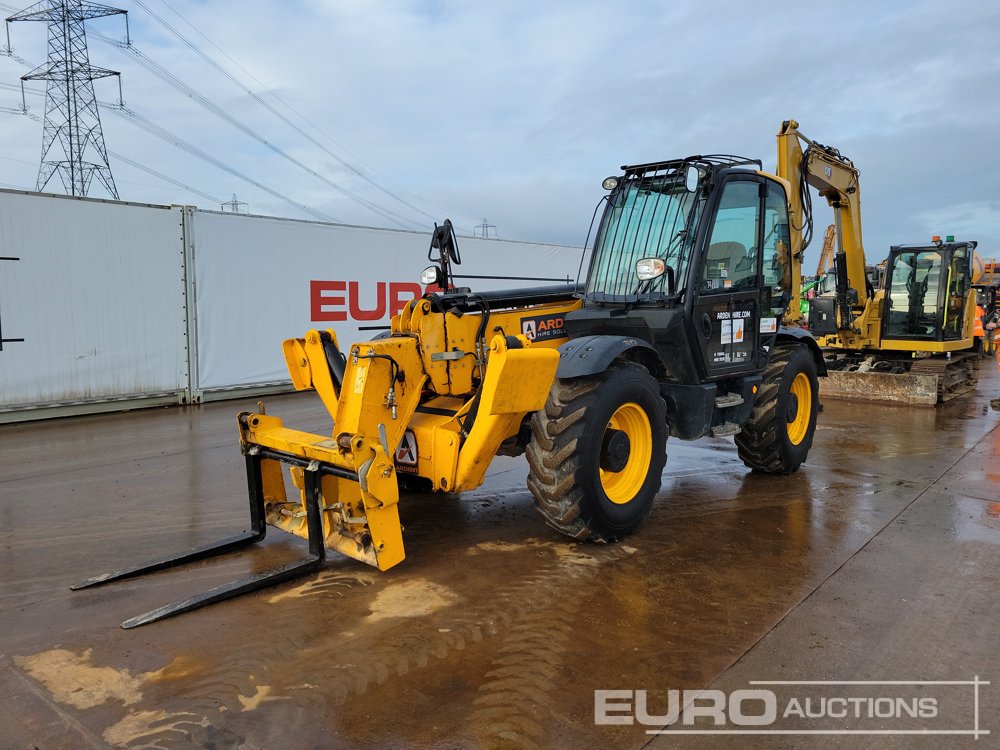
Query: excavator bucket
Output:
[[820, 353, 978, 407]]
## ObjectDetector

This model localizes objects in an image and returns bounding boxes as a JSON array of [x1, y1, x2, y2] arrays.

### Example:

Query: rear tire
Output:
[[526, 362, 667, 541], [735, 343, 819, 474]]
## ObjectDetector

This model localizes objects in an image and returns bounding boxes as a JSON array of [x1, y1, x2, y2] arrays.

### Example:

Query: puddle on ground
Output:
[[364, 578, 457, 622], [13, 649, 145, 709], [954, 497, 1000, 544], [102, 710, 209, 747], [469, 538, 637, 566]]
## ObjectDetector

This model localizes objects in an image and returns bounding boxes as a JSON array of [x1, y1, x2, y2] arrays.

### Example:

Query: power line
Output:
[[2, 77, 329, 220], [103, 102, 337, 222], [143, 0, 449, 223], [109, 150, 223, 205], [1, 2, 453, 228], [3, 99, 232, 205], [89, 27, 421, 230], [0, 93, 221, 205]]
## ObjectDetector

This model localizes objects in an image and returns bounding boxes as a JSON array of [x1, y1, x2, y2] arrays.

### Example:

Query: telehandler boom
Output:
[[77, 128, 842, 628]]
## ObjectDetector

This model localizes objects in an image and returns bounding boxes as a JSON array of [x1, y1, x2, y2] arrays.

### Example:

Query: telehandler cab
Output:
[[76, 137, 826, 628]]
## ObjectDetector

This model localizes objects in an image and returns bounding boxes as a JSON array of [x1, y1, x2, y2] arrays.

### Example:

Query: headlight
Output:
[[602, 176, 619, 191], [420, 265, 441, 285]]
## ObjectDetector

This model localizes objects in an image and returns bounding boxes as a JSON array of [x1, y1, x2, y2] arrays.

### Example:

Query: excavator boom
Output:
[[776, 119, 867, 332], [775, 119, 978, 404]]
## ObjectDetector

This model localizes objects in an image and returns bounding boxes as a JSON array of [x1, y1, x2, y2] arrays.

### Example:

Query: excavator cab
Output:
[[882, 239, 976, 343]]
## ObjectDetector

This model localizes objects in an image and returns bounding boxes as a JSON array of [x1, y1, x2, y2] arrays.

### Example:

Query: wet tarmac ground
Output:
[[1, 365, 998, 749]]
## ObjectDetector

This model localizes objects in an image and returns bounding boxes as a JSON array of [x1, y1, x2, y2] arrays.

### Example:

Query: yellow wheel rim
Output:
[[787, 372, 812, 446], [600, 402, 653, 504]]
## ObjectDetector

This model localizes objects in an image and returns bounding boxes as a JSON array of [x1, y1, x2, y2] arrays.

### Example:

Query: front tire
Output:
[[526, 362, 667, 541], [735, 343, 819, 474]]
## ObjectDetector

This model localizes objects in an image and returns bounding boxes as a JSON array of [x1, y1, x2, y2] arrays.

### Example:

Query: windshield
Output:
[[586, 176, 705, 301], [884, 250, 944, 339]]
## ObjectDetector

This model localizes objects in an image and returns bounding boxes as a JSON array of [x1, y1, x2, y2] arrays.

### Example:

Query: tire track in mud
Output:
[[470, 601, 577, 748], [218, 539, 627, 721], [54, 541, 632, 748], [93, 569, 375, 749], [338, 542, 636, 708], [467, 543, 632, 749]]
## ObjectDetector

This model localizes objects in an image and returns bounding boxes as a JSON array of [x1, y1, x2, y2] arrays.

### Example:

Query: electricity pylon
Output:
[[5, 1, 127, 198]]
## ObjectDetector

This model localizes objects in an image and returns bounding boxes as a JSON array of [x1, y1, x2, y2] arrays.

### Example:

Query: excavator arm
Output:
[[815, 224, 836, 278], [776, 119, 869, 335]]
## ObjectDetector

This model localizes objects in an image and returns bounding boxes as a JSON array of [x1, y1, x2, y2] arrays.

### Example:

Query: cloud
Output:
[[0, 0, 996, 272]]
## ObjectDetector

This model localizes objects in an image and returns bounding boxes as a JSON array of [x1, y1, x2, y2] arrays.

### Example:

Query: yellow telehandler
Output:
[[77, 133, 835, 628]]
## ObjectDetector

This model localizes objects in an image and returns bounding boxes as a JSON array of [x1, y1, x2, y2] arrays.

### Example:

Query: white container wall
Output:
[[190, 211, 580, 392], [0, 190, 189, 415], [0, 190, 583, 420]]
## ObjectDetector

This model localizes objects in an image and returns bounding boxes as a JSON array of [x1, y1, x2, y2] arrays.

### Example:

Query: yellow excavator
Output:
[[78, 120, 955, 627], [776, 120, 978, 405]]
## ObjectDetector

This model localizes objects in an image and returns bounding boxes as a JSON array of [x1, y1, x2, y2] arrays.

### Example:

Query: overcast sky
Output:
[[1, 0, 998, 274]]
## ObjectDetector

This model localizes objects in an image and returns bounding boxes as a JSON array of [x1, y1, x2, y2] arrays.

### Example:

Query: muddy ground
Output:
[[1, 365, 998, 748]]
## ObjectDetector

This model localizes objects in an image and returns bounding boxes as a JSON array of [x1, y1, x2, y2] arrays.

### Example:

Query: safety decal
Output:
[[520, 313, 567, 342], [759, 317, 777, 333], [395, 430, 418, 472], [721, 318, 745, 345]]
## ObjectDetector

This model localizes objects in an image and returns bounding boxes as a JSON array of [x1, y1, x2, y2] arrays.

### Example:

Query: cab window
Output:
[[701, 181, 760, 294], [762, 181, 791, 309]]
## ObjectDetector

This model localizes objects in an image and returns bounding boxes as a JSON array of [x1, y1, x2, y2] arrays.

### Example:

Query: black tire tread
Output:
[[527, 362, 665, 541], [735, 343, 815, 474]]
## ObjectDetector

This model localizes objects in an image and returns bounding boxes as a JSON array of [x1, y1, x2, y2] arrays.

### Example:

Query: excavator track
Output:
[[909, 353, 978, 402]]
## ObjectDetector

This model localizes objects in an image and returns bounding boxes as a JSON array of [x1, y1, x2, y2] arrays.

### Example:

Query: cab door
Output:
[[690, 176, 765, 378]]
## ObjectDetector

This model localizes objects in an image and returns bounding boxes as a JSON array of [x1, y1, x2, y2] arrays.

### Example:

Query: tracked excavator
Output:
[[76, 122, 862, 628], [776, 120, 979, 405]]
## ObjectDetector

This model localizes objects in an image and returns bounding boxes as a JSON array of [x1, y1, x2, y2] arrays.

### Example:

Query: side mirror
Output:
[[685, 165, 699, 192], [431, 219, 461, 264], [636, 258, 665, 281], [635, 258, 676, 294]]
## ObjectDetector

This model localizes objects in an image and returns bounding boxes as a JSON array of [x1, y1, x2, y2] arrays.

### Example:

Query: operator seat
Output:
[[704, 241, 748, 290]]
